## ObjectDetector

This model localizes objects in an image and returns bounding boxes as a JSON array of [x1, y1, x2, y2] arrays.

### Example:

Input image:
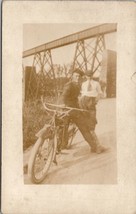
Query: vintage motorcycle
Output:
[[28, 100, 78, 184]]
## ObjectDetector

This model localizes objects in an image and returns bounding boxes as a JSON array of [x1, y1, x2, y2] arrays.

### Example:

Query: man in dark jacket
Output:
[[59, 69, 107, 154], [60, 69, 82, 108]]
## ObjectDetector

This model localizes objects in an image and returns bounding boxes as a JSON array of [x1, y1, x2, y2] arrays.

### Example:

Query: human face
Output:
[[72, 73, 81, 83]]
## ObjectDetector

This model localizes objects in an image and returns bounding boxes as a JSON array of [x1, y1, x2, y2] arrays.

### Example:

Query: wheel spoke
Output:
[[32, 138, 54, 181]]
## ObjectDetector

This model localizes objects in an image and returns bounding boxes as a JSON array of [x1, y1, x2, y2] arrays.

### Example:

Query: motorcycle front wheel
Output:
[[28, 136, 56, 184]]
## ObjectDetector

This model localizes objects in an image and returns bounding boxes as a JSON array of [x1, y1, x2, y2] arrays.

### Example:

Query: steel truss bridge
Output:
[[22, 23, 117, 101]]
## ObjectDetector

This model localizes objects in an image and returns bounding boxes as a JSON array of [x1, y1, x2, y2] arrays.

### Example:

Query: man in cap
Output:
[[57, 68, 83, 150], [59, 68, 106, 153], [60, 68, 84, 108], [79, 69, 104, 149]]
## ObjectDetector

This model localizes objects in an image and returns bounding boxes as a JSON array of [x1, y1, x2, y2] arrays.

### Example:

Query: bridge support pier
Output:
[[73, 34, 106, 75], [24, 50, 56, 101]]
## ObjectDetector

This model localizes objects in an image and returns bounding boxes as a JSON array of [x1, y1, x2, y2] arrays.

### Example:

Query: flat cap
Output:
[[73, 68, 84, 76], [85, 70, 93, 77]]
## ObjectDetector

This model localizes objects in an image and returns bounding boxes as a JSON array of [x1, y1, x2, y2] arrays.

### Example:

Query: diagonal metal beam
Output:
[[23, 23, 117, 58]]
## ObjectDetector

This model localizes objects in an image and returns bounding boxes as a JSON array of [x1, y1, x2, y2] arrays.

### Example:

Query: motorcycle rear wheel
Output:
[[28, 136, 55, 184]]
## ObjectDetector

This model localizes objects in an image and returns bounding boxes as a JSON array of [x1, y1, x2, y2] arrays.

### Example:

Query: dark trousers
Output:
[[57, 109, 98, 151], [69, 110, 98, 150], [79, 96, 97, 130]]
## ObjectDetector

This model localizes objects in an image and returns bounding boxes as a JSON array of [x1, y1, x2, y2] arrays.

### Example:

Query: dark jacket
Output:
[[59, 81, 81, 108]]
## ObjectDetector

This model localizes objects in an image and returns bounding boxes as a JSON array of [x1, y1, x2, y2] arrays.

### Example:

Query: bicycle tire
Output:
[[28, 136, 55, 184]]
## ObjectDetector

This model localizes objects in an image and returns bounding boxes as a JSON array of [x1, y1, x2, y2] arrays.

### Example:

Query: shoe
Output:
[[91, 145, 109, 154], [91, 147, 97, 153], [60, 143, 69, 150], [96, 145, 109, 154]]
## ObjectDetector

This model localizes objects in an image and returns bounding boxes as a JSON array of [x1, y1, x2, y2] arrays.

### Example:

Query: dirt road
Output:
[[24, 98, 117, 184]]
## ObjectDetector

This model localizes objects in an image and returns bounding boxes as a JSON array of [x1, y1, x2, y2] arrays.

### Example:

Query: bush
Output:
[[23, 97, 56, 150]]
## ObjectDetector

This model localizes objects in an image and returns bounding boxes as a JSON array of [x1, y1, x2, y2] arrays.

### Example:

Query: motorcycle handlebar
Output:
[[41, 96, 88, 116]]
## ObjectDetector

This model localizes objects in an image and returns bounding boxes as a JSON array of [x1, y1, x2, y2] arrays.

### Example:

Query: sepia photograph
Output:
[[2, 1, 136, 213], [23, 23, 117, 184]]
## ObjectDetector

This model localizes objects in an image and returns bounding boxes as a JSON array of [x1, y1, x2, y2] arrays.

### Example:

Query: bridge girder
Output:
[[23, 23, 117, 58]]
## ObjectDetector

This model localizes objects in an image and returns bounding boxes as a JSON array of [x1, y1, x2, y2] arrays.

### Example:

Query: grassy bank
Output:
[[23, 97, 56, 150]]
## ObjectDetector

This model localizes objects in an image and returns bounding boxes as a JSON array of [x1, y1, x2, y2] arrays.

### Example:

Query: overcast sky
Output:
[[23, 23, 116, 66]]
